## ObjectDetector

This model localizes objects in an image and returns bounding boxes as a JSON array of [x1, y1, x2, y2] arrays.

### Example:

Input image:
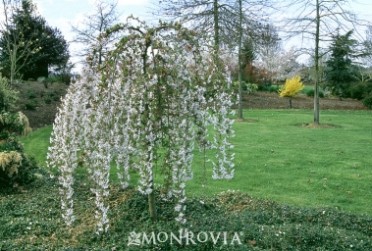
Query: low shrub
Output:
[[349, 83, 366, 100], [0, 74, 18, 112], [44, 96, 52, 104], [306, 89, 325, 98], [0, 151, 23, 179], [258, 83, 278, 92], [24, 100, 38, 110], [0, 112, 32, 136], [268, 85, 279, 93], [0, 136, 23, 152], [27, 91, 38, 99], [47, 73, 71, 85], [0, 140, 39, 187], [0, 112, 23, 135], [362, 94, 372, 109], [245, 83, 258, 94]]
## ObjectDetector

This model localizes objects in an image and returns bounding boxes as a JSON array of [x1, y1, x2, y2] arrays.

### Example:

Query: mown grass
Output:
[[21, 125, 52, 166], [189, 109, 372, 216], [20, 109, 372, 216]]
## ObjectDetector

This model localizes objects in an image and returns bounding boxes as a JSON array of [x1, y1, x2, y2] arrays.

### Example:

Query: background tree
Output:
[[325, 30, 358, 98], [72, 0, 119, 67], [0, 0, 31, 84], [254, 23, 281, 83], [361, 25, 372, 69], [159, 1, 272, 120], [0, 0, 69, 80], [159, 0, 236, 58], [236, 1, 270, 119], [284, 0, 357, 125]]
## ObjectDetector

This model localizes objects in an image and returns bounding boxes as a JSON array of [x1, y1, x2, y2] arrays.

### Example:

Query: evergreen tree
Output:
[[325, 30, 358, 97], [0, 0, 69, 80]]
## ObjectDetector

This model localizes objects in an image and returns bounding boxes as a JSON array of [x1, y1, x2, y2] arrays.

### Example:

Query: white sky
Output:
[[30, 0, 156, 71], [33, 0, 155, 41], [2, 0, 372, 71]]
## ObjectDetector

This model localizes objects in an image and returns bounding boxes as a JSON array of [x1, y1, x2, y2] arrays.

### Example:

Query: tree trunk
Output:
[[313, 0, 320, 125], [289, 98, 292, 109], [213, 0, 219, 60], [148, 189, 157, 221], [237, 0, 243, 120]]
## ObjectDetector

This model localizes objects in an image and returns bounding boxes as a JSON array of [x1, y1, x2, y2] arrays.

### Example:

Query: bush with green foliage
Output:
[[0, 136, 38, 187], [362, 94, 372, 109], [234, 81, 258, 94], [0, 111, 32, 136], [349, 83, 367, 100], [0, 73, 36, 187], [0, 74, 18, 112], [245, 83, 258, 94], [0, 112, 24, 134], [257, 83, 275, 92], [24, 100, 38, 110], [0, 74, 32, 135], [306, 88, 325, 98], [0, 135, 22, 151]]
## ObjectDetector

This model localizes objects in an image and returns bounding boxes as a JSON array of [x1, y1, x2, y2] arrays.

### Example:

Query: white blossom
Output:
[[47, 19, 236, 234]]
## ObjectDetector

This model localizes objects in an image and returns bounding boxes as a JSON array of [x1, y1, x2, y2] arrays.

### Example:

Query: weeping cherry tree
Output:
[[47, 17, 235, 234]]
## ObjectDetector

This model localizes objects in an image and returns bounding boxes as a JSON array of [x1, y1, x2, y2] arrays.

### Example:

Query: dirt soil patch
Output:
[[243, 92, 366, 110]]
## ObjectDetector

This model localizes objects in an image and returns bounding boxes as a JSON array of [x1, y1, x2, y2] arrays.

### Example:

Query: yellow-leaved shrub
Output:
[[279, 75, 304, 98]]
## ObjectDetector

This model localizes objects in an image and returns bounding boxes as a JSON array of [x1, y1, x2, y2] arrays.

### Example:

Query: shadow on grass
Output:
[[293, 123, 342, 129]]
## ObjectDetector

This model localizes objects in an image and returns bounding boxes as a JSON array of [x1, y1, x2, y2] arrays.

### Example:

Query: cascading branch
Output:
[[47, 18, 235, 234]]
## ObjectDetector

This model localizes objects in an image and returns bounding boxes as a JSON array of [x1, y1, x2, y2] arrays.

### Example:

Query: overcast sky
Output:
[[34, 0, 156, 42], [4, 0, 372, 71], [31, 0, 157, 71]]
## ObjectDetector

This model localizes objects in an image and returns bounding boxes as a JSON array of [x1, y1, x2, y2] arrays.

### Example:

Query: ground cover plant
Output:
[[1, 179, 371, 250]]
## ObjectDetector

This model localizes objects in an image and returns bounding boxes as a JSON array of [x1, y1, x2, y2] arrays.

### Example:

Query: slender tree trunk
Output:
[[289, 98, 292, 109], [148, 185, 157, 221], [213, 0, 219, 61], [237, 0, 244, 120], [10, 50, 16, 85], [314, 0, 320, 125]]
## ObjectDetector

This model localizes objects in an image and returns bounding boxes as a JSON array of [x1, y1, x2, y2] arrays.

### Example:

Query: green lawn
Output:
[[21, 125, 52, 166], [20, 109, 372, 216]]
